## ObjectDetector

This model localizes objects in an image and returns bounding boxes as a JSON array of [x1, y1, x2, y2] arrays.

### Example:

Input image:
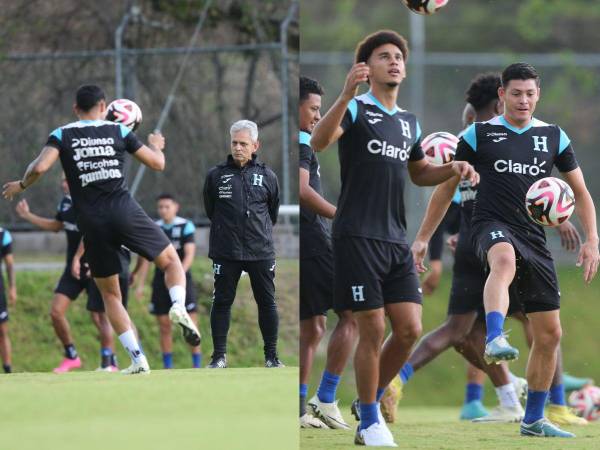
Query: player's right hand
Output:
[[15, 199, 30, 218], [556, 221, 581, 252], [577, 239, 599, 284], [411, 239, 428, 273], [71, 258, 81, 280], [341, 63, 370, 101], [446, 233, 459, 254], [2, 181, 24, 201], [148, 132, 165, 152]]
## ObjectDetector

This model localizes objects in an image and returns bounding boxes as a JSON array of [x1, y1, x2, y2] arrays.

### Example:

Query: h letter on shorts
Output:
[[352, 285, 365, 302]]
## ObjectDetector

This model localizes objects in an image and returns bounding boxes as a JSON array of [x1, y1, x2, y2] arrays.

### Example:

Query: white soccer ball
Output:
[[422, 131, 459, 165], [568, 386, 600, 421], [106, 99, 142, 132], [525, 177, 575, 227], [402, 0, 449, 15]]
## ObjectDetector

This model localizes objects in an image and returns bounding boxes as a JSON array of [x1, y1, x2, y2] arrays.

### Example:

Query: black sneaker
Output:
[[207, 354, 227, 369], [350, 398, 360, 421], [265, 356, 285, 368]]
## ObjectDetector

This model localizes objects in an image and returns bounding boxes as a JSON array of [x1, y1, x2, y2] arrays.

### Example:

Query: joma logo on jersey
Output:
[[532, 136, 548, 152], [494, 157, 547, 176], [367, 139, 410, 160], [73, 146, 116, 161]]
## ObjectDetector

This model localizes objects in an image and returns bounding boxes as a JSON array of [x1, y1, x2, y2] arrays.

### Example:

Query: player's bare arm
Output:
[[2, 146, 60, 200], [15, 199, 64, 232], [182, 242, 196, 273], [556, 221, 581, 253], [131, 132, 166, 171], [407, 158, 479, 187], [411, 176, 461, 273], [310, 63, 369, 151], [4, 253, 16, 306], [561, 167, 599, 283], [299, 168, 336, 219]]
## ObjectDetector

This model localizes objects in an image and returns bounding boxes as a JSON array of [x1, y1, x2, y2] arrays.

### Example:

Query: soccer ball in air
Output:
[[106, 99, 142, 132], [568, 386, 600, 421], [402, 0, 449, 15], [525, 177, 575, 227], [422, 131, 458, 165]]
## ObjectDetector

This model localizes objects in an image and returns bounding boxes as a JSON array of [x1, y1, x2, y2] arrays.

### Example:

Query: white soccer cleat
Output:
[[354, 422, 397, 447], [300, 413, 329, 429], [308, 395, 351, 430], [472, 404, 524, 423], [121, 355, 150, 375], [512, 376, 528, 400], [169, 302, 201, 346], [95, 366, 118, 373]]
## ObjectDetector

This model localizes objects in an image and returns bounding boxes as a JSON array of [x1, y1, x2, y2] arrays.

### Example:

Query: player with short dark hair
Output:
[[3, 84, 201, 375], [0, 227, 16, 373], [203, 120, 281, 369], [452, 62, 599, 437], [299, 76, 357, 430], [131, 193, 201, 369], [311, 30, 478, 446]]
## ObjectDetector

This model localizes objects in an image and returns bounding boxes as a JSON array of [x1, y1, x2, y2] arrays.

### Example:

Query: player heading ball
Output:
[[2, 84, 201, 375]]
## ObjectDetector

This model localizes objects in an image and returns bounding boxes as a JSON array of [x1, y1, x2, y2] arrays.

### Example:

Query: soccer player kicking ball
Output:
[[453, 63, 599, 437], [2, 85, 201, 375], [130, 193, 202, 369], [310, 30, 478, 447], [299, 76, 357, 430]]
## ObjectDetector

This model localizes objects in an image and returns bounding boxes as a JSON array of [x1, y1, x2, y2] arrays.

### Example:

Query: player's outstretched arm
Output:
[[182, 242, 196, 273], [2, 146, 60, 200], [4, 253, 16, 306], [132, 133, 166, 171], [411, 176, 461, 273], [408, 158, 479, 187], [15, 199, 63, 232], [299, 168, 336, 219], [561, 168, 599, 284], [310, 63, 369, 152]]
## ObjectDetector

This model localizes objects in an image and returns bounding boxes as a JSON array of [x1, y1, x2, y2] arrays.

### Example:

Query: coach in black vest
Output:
[[203, 120, 283, 369]]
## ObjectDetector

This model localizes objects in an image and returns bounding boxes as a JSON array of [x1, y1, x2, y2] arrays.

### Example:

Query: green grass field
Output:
[[0, 367, 298, 450], [301, 407, 600, 449]]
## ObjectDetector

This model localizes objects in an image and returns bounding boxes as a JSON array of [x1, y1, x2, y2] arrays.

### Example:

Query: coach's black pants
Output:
[[210, 259, 278, 358]]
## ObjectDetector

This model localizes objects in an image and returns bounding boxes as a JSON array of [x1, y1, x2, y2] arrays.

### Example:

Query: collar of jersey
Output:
[[159, 216, 184, 229], [367, 91, 399, 116], [499, 115, 534, 134]]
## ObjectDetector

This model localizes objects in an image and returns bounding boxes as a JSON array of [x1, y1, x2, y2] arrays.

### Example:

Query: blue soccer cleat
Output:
[[460, 400, 489, 420], [520, 418, 575, 438], [563, 373, 594, 392], [484, 334, 519, 364]]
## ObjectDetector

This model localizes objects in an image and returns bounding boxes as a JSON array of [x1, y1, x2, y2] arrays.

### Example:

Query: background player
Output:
[[310, 30, 478, 446], [0, 226, 16, 373], [131, 193, 202, 369], [299, 76, 357, 429], [454, 63, 599, 437], [3, 84, 201, 374]]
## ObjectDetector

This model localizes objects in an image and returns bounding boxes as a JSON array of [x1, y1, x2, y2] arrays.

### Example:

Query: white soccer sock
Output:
[[508, 371, 518, 385], [495, 383, 520, 408], [118, 329, 143, 364], [168, 285, 186, 307]]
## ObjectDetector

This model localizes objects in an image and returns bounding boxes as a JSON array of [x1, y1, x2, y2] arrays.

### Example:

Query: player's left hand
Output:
[[411, 239, 428, 273], [2, 181, 24, 201], [446, 233, 459, 254], [557, 221, 581, 252], [451, 161, 479, 186], [8, 287, 17, 306], [576, 239, 599, 284]]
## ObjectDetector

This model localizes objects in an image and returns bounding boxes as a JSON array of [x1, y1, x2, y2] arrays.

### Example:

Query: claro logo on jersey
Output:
[[367, 139, 410, 161], [494, 157, 547, 176], [71, 137, 116, 161]]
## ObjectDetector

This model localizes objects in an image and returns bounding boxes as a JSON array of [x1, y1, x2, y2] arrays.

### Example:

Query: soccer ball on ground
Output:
[[525, 177, 575, 227], [421, 131, 458, 165], [402, 0, 449, 15], [106, 99, 142, 132], [568, 385, 600, 421]]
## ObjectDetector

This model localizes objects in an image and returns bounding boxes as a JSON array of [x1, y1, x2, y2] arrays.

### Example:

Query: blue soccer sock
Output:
[[192, 353, 202, 368], [376, 387, 385, 402], [162, 352, 173, 369], [485, 311, 505, 343], [300, 383, 308, 416], [549, 383, 566, 406], [465, 383, 484, 404], [317, 371, 341, 403], [399, 362, 414, 384], [359, 402, 379, 430], [523, 390, 548, 424], [100, 347, 112, 368]]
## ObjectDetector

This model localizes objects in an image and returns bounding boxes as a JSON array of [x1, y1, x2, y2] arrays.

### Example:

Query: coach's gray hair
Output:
[[230, 120, 259, 142]]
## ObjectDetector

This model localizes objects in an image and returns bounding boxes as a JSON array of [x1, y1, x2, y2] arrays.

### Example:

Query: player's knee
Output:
[[337, 313, 357, 337], [537, 325, 562, 348], [49, 307, 63, 322], [159, 321, 172, 336], [490, 253, 516, 275], [395, 321, 422, 344]]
